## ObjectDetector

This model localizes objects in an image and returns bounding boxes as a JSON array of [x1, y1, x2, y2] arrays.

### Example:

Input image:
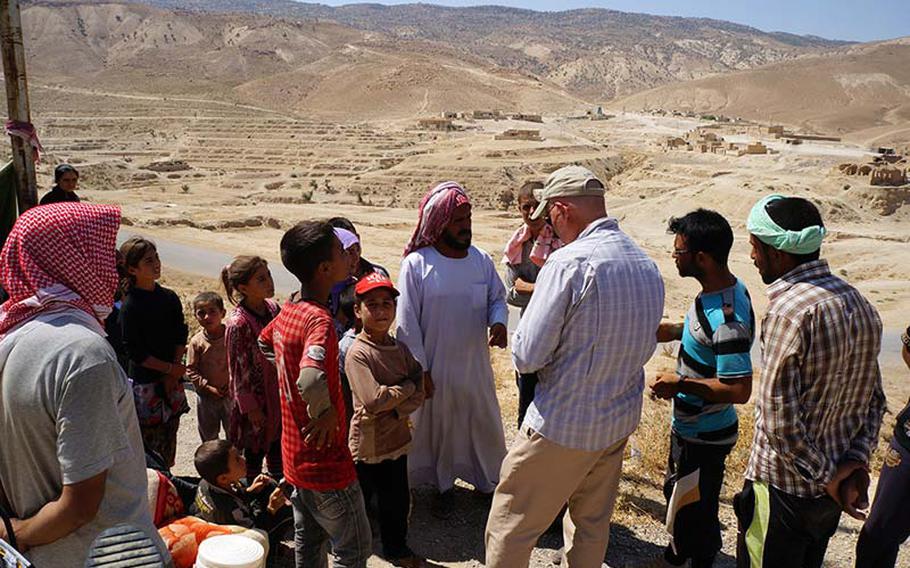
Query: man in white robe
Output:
[[396, 181, 509, 516]]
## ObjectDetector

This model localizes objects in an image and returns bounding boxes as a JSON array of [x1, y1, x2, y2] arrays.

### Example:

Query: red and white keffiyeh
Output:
[[403, 181, 470, 256], [4, 120, 44, 163], [502, 223, 562, 267], [0, 203, 121, 338]]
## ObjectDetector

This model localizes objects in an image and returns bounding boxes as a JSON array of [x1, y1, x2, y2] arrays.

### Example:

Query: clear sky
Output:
[[311, 0, 910, 42]]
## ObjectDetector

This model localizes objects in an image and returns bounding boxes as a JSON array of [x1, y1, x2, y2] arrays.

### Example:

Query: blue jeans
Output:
[[290, 481, 371, 568]]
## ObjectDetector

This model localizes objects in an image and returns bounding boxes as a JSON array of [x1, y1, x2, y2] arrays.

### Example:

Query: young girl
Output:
[[119, 236, 190, 467], [222, 256, 282, 481]]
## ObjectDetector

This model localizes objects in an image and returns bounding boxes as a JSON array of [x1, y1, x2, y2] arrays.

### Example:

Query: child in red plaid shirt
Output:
[[259, 221, 371, 568]]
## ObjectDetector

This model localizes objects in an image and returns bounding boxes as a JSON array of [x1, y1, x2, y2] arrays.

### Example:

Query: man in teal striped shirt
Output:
[[651, 209, 754, 568]]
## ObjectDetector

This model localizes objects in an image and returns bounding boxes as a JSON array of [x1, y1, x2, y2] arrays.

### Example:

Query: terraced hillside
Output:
[[30, 84, 622, 218]]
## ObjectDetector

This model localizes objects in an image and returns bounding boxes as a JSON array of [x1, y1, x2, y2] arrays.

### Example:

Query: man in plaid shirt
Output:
[[260, 221, 371, 568], [735, 195, 886, 568]]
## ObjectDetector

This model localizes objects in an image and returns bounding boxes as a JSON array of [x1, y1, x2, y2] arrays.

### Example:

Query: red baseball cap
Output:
[[354, 272, 399, 297]]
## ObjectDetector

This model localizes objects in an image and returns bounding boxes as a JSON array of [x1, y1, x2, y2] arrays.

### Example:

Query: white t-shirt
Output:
[[0, 312, 168, 566]]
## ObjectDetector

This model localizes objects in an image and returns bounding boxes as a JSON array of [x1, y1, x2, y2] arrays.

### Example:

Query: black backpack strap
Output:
[[0, 476, 19, 552], [0, 505, 18, 552]]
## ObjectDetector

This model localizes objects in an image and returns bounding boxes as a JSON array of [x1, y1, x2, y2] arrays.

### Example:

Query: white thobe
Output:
[[396, 245, 509, 492]]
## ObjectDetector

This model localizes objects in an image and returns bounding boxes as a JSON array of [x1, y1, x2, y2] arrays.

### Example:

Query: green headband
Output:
[[747, 194, 826, 255]]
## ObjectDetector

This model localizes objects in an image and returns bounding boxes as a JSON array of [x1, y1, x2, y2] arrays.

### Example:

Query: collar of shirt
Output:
[[575, 216, 618, 241], [767, 259, 830, 302]]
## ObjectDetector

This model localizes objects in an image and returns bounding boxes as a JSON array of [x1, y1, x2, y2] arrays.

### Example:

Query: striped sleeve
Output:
[[713, 320, 752, 378]]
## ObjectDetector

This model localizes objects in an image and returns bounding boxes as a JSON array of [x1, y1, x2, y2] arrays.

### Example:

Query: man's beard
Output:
[[441, 230, 471, 250]]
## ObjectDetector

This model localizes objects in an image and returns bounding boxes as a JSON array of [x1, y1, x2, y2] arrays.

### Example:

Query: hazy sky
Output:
[[312, 0, 910, 42]]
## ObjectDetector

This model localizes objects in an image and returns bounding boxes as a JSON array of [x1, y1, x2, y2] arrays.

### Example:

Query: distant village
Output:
[[410, 106, 908, 188]]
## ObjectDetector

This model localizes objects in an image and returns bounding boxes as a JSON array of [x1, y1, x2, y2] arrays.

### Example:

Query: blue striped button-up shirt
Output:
[[513, 217, 665, 451]]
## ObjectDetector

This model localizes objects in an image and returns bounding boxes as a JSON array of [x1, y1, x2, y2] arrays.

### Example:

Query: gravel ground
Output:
[[171, 391, 909, 568]]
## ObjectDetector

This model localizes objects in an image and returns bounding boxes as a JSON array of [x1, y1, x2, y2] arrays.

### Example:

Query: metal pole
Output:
[[0, 0, 37, 212]]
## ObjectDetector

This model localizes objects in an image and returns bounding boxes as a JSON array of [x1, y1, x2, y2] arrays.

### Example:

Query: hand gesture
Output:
[[649, 373, 681, 400], [826, 461, 870, 520], [422, 372, 435, 399], [656, 322, 683, 343], [489, 323, 508, 349], [0, 517, 24, 551], [267, 487, 289, 515], [166, 363, 187, 380], [302, 406, 338, 450], [247, 474, 272, 494]]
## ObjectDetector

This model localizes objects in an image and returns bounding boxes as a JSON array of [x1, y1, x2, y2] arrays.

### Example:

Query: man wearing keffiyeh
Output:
[[734, 195, 885, 568], [502, 181, 562, 429], [0, 204, 169, 565], [396, 181, 509, 518]]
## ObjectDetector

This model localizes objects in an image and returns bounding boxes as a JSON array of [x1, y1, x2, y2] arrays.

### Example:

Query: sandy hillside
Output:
[[19, 1, 584, 118], [612, 38, 910, 147], [144, 0, 846, 101]]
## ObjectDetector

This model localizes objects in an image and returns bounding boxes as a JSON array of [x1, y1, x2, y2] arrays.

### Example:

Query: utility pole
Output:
[[0, 0, 37, 212]]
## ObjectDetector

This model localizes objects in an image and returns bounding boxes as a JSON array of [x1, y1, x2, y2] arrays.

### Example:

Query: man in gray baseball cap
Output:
[[529, 165, 606, 224], [485, 165, 665, 567]]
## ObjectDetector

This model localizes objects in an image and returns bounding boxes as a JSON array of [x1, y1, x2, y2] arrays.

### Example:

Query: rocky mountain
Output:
[[19, 1, 584, 117], [612, 38, 910, 145], [134, 0, 848, 100]]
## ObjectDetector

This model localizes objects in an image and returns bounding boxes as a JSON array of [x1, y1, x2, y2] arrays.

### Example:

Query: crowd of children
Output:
[[106, 215, 425, 567]]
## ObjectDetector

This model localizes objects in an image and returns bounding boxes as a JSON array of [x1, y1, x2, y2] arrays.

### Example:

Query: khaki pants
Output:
[[485, 429, 627, 568]]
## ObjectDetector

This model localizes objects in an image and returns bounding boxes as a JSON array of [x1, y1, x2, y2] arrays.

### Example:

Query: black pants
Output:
[[356, 455, 411, 559], [516, 372, 539, 428], [855, 439, 910, 568], [663, 434, 733, 567], [245, 438, 283, 481], [734, 480, 841, 568]]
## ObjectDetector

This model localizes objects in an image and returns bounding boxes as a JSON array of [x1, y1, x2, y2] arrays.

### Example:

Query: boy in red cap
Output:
[[345, 272, 426, 567]]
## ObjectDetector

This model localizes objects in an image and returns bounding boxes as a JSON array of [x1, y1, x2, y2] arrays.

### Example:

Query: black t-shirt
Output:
[[119, 284, 189, 384], [39, 186, 80, 205]]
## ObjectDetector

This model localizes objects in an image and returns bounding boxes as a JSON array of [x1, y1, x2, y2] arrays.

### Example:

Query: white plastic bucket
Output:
[[195, 534, 265, 568]]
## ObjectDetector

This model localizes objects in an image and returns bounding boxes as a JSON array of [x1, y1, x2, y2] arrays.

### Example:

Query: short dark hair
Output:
[[765, 197, 824, 262], [194, 439, 232, 485], [281, 220, 337, 284], [193, 291, 225, 312], [54, 164, 78, 182], [328, 217, 357, 236], [338, 282, 357, 320], [668, 209, 734, 266]]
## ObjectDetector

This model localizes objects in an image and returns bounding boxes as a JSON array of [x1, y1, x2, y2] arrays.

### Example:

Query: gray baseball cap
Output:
[[530, 165, 605, 220]]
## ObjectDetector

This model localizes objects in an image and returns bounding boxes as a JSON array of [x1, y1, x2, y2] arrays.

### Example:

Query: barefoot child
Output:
[[259, 220, 371, 567], [187, 292, 231, 442], [222, 256, 282, 481], [119, 236, 189, 467], [346, 272, 426, 567]]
